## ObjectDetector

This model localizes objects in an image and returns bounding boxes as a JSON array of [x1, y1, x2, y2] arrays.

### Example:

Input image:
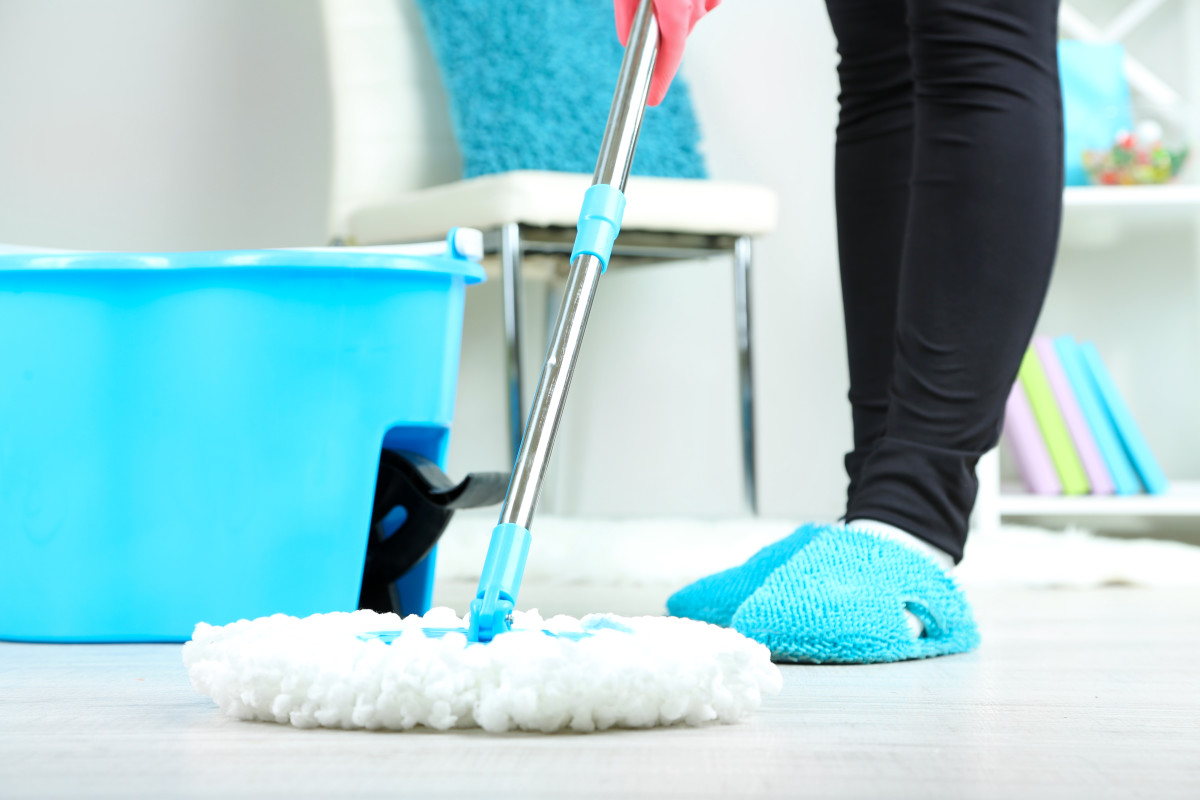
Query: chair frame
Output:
[[320, 0, 764, 513], [485, 224, 758, 513]]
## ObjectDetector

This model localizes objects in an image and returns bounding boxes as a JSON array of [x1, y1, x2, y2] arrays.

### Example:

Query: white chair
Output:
[[320, 0, 778, 510]]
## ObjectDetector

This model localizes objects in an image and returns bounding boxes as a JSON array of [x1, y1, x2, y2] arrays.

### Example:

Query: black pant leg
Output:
[[844, 0, 1064, 560], [824, 0, 915, 503]]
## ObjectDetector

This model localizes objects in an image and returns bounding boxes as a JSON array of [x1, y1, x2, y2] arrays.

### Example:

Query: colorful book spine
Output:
[[1003, 380, 1062, 494], [1079, 341, 1169, 495], [1018, 347, 1090, 495], [1054, 336, 1141, 495], [1033, 336, 1114, 494]]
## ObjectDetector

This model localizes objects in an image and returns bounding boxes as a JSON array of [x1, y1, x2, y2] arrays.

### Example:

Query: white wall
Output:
[[0, 0, 330, 250]]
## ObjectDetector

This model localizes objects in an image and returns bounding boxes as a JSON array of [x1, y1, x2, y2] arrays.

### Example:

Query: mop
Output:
[[183, 0, 782, 733]]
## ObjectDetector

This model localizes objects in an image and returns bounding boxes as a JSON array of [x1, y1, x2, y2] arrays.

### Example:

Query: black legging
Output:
[[826, 0, 1063, 561]]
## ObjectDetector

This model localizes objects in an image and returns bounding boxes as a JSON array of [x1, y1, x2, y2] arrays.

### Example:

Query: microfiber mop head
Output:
[[183, 608, 782, 734]]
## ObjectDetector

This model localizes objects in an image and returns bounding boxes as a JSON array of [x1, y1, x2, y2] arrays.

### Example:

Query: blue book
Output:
[[1055, 337, 1142, 495], [1079, 341, 1168, 495]]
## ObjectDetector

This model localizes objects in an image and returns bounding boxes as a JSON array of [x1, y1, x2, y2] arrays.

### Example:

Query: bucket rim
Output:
[[0, 248, 486, 284]]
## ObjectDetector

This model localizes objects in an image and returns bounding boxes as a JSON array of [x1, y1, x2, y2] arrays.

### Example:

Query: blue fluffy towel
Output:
[[413, 0, 707, 179], [670, 525, 980, 664]]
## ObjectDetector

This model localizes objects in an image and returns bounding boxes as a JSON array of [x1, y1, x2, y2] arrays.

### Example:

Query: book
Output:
[[1033, 337, 1114, 494], [1054, 336, 1141, 495], [1079, 341, 1169, 495], [1018, 347, 1090, 495], [1003, 380, 1062, 494]]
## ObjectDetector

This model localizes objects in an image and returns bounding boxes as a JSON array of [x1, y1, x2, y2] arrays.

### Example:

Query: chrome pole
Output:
[[498, 0, 658, 530]]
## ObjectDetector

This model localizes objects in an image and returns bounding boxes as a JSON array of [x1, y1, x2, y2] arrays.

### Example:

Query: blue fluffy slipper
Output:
[[666, 524, 825, 627], [730, 525, 980, 663]]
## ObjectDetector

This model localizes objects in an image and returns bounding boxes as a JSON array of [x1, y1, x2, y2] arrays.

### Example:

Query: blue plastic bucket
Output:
[[0, 244, 485, 641]]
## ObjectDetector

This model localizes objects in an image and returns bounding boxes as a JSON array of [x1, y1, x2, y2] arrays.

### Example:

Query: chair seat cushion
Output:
[[347, 171, 779, 244]]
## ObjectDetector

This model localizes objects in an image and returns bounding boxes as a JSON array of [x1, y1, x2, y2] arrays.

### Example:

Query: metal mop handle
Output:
[[498, 2, 658, 529], [468, 0, 658, 641]]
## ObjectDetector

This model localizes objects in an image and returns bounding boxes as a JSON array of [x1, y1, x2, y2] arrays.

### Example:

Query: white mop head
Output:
[[183, 608, 782, 733]]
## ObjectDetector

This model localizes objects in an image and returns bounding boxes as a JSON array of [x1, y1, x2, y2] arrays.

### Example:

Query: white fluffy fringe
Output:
[[183, 608, 782, 734]]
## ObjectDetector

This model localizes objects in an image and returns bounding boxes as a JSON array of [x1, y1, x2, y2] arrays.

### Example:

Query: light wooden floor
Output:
[[2, 587, 1198, 799]]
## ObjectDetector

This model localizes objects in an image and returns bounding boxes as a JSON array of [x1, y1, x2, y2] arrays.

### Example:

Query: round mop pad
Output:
[[183, 608, 783, 733]]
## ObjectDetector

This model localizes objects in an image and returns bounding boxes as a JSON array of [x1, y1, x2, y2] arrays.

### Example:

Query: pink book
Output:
[[1033, 336, 1115, 494], [1003, 380, 1061, 494]]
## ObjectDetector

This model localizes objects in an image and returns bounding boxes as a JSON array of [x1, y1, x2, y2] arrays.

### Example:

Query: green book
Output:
[[1018, 347, 1090, 495]]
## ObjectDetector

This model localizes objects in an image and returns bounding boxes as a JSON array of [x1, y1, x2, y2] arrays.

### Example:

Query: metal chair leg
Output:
[[733, 236, 758, 514], [499, 223, 525, 461]]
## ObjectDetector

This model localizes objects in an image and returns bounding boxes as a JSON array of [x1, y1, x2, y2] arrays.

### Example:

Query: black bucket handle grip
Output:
[[358, 450, 508, 616]]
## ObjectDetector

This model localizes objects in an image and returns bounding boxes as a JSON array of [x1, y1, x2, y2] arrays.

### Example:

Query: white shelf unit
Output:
[[1064, 184, 1200, 214], [975, 181, 1200, 534], [974, 1, 1200, 536], [977, 457, 1200, 536], [975, 182, 1200, 534], [997, 480, 1200, 517], [1061, 185, 1200, 246]]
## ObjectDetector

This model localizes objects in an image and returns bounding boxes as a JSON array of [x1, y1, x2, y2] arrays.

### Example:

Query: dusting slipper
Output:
[[667, 524, 825, 627], [731, 525, 980, 663]]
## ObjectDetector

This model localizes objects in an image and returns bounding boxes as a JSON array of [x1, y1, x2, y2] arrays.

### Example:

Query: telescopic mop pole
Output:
[[468, 0, 659, 641]]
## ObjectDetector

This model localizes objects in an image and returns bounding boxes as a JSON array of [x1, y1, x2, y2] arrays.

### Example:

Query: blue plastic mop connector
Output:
[[570, 184, 626, 274], [467, 522, 532, 642]]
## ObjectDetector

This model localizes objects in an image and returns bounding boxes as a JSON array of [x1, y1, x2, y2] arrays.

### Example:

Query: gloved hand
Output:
[[614, 0, 720, 106]]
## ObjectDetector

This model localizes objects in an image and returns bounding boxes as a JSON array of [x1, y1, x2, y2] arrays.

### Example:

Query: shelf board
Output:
[[1064, 184, 1200, 212], [1060, 185, 1200, 246], [999, 480, 1200, 517]]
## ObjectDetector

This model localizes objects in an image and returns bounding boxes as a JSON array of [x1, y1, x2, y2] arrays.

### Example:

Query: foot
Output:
[[667, 520, 951, 634], [730, 525, 979, 663], [844, 517, 954, 636]]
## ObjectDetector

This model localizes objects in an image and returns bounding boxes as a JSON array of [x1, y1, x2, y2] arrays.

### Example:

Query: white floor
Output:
[[3, 585, 1199, 799], [435, 515, 1200, 590]]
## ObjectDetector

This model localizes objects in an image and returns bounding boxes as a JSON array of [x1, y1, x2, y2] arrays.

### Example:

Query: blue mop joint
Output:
[[570, 184, 626, 272], [467, 522, 532, 641]]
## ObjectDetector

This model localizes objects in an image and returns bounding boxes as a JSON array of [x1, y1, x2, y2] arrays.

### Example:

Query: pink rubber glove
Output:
[[614, 0, 720, 106]]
